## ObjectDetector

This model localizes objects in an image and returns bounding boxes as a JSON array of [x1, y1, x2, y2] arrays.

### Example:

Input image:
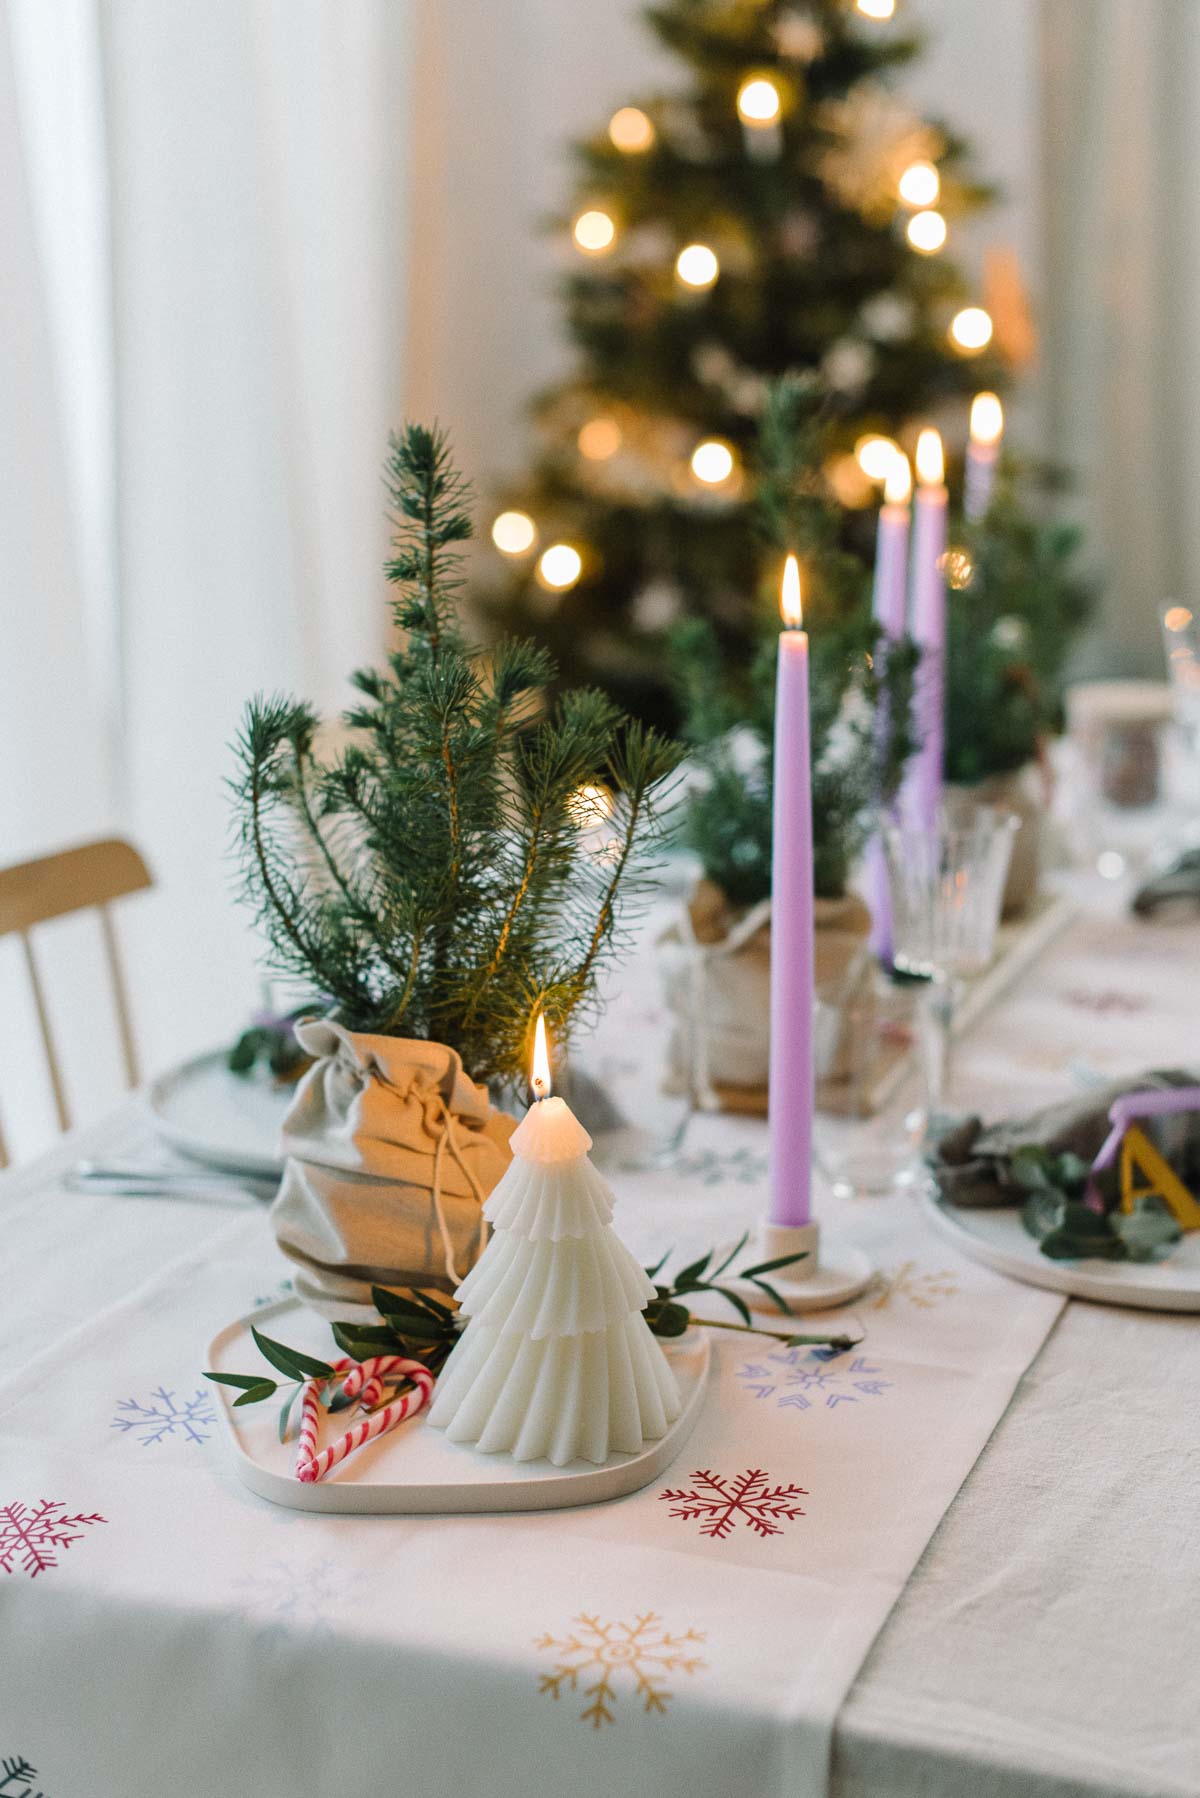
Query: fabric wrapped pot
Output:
[[658, 879, 873, 1116], [270, 1020, 517, 1318]]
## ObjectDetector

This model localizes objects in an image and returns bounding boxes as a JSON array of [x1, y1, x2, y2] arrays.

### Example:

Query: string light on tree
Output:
[[609, 106, 655, 153], [857, 0, 896, 18], [675, 243, 720, 290], [567, 783, 614, 829], [491, 511, 537, 556], [537, 544, 584, 591], [573, 209, 617, 254], [854, 434, 901, 481], [898, 159, 939, 207], [906, 210, 947, 254], [949, 306, 993, 352], [737, 75, 783, 159], [690, 439, 737, 487], [578, 418, 622, 461]]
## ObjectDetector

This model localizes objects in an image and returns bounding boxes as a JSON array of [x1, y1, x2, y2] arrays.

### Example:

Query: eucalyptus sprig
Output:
[[644, 1233, 861, 1352], [205, 1238, 864, 1436]]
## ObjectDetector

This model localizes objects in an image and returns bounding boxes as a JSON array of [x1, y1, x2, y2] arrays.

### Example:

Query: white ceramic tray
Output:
[[207, 1298, 712, 1513], [923, 1186, 1200, 1311], [149, 1051, 291, 1178]]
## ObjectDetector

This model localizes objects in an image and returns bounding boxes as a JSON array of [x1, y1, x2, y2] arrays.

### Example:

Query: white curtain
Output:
[[1040, 0, 1200, 676], [0, 1, 414, 1154]]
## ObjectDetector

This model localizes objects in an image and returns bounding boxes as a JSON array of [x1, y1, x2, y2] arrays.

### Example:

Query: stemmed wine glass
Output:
[[882, 800, 1018, 1131]]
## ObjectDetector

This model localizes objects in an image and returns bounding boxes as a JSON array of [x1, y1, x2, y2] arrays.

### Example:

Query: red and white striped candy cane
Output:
[[342, 1354, 414, 1410], [298, 1360, 433, 1484], [292, 1356, 352, 1478]]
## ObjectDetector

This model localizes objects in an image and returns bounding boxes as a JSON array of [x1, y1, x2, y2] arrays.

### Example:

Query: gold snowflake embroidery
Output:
[[869, 1260, 959, 1310], [535, 1611, 706, 1728]]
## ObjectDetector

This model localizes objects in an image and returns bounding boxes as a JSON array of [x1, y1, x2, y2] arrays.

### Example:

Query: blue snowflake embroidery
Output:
[[737, 1351, 893, 1414], [0, 1755, 44, 1797], [674, 1146, 769, 1188], [111, 1387, 215, 1446]]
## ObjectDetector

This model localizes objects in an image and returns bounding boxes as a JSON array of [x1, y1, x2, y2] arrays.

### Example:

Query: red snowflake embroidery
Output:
[[0, 1499, 105, 1579], [659, 1468, 807, 1538]]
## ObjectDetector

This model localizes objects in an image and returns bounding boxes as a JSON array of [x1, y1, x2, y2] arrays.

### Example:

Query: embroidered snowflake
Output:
[[0, 1757, 43, 1798], [536, 1612, 705, 1727], [675, 1146, 768, 1188], [1059, 986, 1148, 1017], [242, 1554, 368, 1644], [111, 1386, 215, 1446], [0, 1500, 105, 1579], [737, 1349, 894, 1411], [659, 1468, 807, 1539], [868, 1260, 959, 1310]]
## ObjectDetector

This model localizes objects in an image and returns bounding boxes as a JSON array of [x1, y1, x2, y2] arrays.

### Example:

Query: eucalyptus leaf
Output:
[[738, 1250, 809, 1279], [1021, 1188, 1065, 1242], [1010, 1150, 1054, 1191], [205, 1370, 275, 1391], [645, 1298, 690, 1338], [1113, 1196, 1182, 1262], [250, 1327, 334, 1382], [277, 1384, 300, 1442], [748, 1277, 793, 1316], [232, 1380, 278, 1407], [673, 1250, 714, 1289]]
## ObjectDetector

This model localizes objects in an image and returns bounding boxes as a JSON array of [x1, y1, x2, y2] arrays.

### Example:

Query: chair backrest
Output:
[[0, 838, 153, 1167]]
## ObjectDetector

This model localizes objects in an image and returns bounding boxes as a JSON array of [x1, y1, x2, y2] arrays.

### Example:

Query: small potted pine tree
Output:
[[234, 426, 679, 1314], [945, 469, 1094, 915], [658, 379, 917, 1112]]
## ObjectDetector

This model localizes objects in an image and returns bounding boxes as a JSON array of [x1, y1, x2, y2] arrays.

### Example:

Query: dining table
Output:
[[1, 872, 1196, 1798]]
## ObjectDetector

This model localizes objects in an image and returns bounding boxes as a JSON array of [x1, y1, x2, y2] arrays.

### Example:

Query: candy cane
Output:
[[298, 1360, 433, 1484], [292, 1356, 352, 1477], [342, 1354, 413, 1409]]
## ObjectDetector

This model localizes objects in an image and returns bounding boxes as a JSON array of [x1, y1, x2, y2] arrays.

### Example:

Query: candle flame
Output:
[[915, 427, 945, 487], [531, 1012, 552, 1100], [969, 392, 1004, 447], [884, 455, 912, 505], [780, 554, 803, 629]]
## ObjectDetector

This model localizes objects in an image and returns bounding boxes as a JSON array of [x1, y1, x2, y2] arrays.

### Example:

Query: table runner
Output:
[[0, 1103, 1063, 1798]]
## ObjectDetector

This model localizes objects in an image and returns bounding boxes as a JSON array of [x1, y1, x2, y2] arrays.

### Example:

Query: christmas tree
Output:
[[478, 0, 1010, 729], [428, 1031, 681, 1465]]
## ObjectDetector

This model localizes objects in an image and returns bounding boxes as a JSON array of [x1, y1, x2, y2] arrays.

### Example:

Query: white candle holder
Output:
[[739, 1219, 873, 1313]]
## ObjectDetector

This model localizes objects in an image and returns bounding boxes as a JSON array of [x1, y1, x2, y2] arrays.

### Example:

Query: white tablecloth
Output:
[[0, 882, 1196, 1798]]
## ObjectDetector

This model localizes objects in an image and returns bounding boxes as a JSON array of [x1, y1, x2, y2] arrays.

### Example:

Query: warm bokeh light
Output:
[[854, 434, 901, 481], [690, 439, 736, 485], [537, 543, 583, 590], [1164, 605, 1194, 633], [578, 417, 622, 460], [939, 547, 974, 590], [609, 106, 655, 153], [915, 427, 945, 486], [531, 1012, 551, 1100], [969, 391, 1004, 446], [675, 243, 720, 289], [950, 306, 994, 352], [780, 554, 803, 629], [736, 76, 782, 125], [907, 210, 947, 254], [568, 783, 614, 829], [884, 455, 912, 505], [857, 0, 896, 17], [491, 510, 537, 555], [898, 160, 940, 207], [572, 209, 616, 254]]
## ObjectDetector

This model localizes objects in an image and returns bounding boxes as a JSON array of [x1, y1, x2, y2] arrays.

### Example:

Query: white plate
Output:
[[148, 1051, 291, 1178], [207, 1298, 711, 1514], [922, 1186, 1200, 1311]]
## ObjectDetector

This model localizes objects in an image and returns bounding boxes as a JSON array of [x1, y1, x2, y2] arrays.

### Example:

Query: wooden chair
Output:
[[0, 838, 152, 1167]]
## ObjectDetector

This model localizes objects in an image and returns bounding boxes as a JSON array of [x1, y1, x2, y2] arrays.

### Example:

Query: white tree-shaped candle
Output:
[[428, 1015, 681, 1465]]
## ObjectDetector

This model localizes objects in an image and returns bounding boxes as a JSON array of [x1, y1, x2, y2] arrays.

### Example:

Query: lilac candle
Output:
[[904, 428, 948, 834], [964, 392, 1003, 522], [866, 456, 912, 964], [768, 554, 815, 1229]]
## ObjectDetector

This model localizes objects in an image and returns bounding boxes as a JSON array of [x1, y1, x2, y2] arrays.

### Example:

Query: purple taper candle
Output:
[[768, 554, 814, 1228], [964, 392, 1003, 522], [903, 428, 948, 834], [866, 454, 912, 964]]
